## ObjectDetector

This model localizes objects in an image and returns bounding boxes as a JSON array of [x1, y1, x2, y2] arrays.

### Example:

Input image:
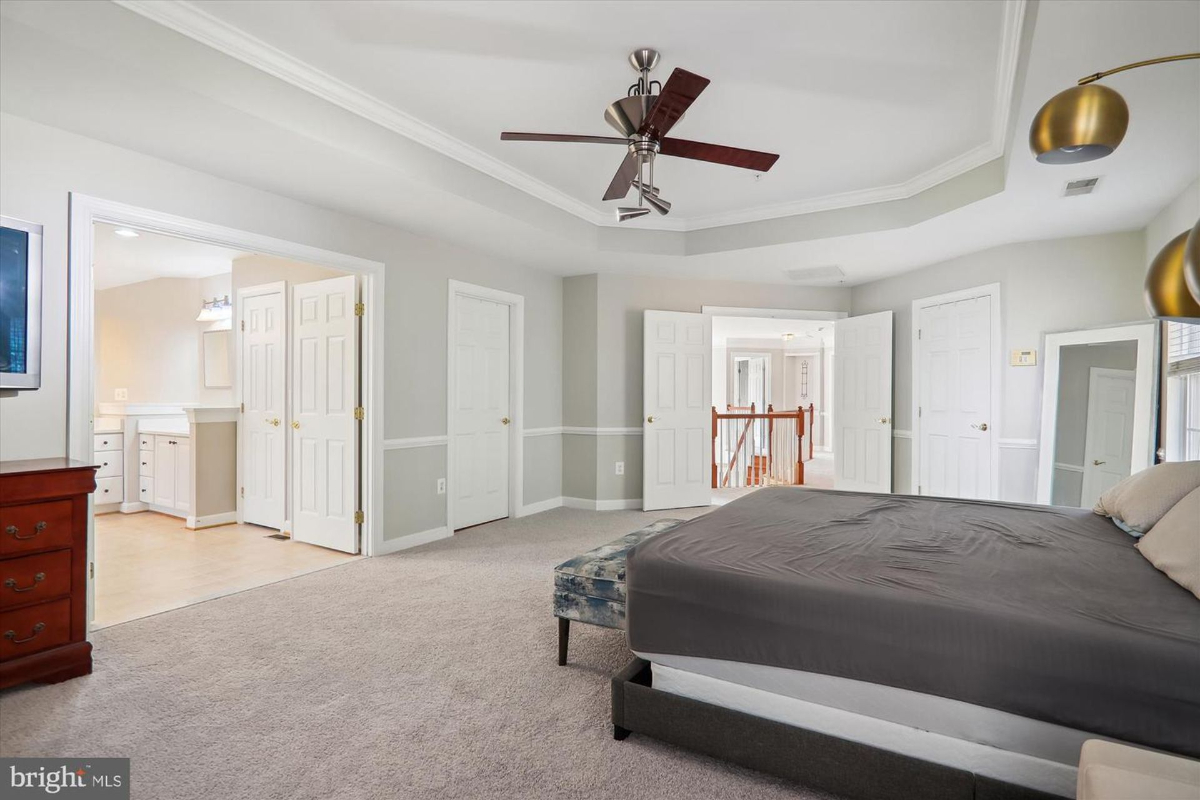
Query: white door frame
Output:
[[235, 281, 287, 531], [68, 194, 386, 627], [911, 283, 1002, 499], [446, 280, 524, 532], [1035, 322, 1158, 504]]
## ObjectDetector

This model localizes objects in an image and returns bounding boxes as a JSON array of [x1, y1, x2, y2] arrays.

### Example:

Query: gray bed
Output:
[[625, 487, 1200, 758]]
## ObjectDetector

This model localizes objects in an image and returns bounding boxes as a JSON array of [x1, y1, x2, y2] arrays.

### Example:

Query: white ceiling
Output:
[[93, 223, 246, 290], [713, 316, 833, 348], [183, 0, 1012, 227], [1, 0, 1197, 286]]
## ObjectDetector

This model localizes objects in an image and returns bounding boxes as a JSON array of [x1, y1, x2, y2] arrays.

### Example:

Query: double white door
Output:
[[238, 276, 360, 553], [452, 295, 511, 529], [916, 296, 993, 499]]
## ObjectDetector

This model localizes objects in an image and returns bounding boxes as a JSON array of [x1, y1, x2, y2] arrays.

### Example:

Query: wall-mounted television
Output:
[[0, 216, 42, 390]]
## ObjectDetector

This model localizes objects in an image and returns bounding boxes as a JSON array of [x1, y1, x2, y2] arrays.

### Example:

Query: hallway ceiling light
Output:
[[1030, 53, 1199, 164], [113, 228, 140, 238], [197, 295, 232, 322]]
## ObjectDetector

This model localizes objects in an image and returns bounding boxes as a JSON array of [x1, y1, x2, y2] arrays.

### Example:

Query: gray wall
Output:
[[851, 230, 1150, 500], [1050, 341, 1137, 507], [0, 113, 562, 539], [563, 273, 850, 502]]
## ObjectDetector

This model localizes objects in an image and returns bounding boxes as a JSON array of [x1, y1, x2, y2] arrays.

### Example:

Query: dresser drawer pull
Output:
[[4, 622, 46, 644], [6, 522, 47, 540], [4, 573, 46, 592]]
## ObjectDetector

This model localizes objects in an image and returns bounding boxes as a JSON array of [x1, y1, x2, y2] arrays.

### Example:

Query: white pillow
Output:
[[1093, 461, 1200, 535]]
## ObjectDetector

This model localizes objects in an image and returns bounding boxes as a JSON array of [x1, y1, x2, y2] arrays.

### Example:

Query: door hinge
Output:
[[239, 402, 244, 413], [918, 328, 922, 339], [240, 486, 245, 497], [919, 406, 923, 418], [241, 320, 245, 331], [354, 510, 364, 524], [354, 406, 365, 421], [89, 561, 94, 580], [354, 302, 365, 317]]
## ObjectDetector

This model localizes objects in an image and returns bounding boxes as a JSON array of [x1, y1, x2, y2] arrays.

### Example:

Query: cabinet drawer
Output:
[[138, 450, 154, 476], [95, 477, 123, 504], [0, 550, 71, 610], [138, 476, 153, 501], [0, 598, 71, 661], [94, 433, 123, 453], [0, 501, 74, 556], [139, 435, 154, 452], [96, 451, 123, 479]]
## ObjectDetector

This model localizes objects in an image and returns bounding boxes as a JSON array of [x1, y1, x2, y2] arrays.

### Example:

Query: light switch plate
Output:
[[436, 478, 446, 495], [114, 388, 129, 400], [615, 461, 625, 476], [1010, 349, 1037, 367]]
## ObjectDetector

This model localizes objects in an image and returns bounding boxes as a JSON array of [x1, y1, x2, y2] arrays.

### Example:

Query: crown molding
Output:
[[115, 0, 1026, 235]]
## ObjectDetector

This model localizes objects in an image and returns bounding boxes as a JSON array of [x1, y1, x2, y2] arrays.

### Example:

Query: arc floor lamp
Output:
[[1029, 52, 1200, 320]]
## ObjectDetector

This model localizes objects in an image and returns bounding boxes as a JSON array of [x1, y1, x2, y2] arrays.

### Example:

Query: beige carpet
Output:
[[1, 507, 840, 800]]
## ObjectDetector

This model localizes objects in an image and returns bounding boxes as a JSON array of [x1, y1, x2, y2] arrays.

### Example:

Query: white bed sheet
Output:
[[639, 652, 1116, 798]]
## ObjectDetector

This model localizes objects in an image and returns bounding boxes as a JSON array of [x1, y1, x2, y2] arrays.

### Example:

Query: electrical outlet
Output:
[[436, 478, 446, 495], [114, 388, 128, 401], [615, 461, 625, 476]]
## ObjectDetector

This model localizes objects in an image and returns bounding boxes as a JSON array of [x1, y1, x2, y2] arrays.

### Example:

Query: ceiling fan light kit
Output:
[[501, 49, 779, 222]]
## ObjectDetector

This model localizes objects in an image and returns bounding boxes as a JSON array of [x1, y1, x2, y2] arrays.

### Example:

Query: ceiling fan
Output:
[[501, 49, 780, 221]]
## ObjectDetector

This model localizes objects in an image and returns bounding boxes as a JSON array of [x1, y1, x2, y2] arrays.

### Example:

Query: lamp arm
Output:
[[1078, 53, 1200, 85]]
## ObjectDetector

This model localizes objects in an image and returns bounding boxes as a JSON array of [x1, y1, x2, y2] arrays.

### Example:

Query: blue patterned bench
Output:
[[553, 518, 685, 665]]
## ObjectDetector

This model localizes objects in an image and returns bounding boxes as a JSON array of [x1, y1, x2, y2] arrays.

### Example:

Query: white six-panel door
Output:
[[916, 296, 993, 499], [292, 275, 359, 553], [833, 311, 893, 493], [452, 295, 511, 529], [643, 310, 712, 511], [241, 289, 286, 529], [1080, 368, 1136, 508]]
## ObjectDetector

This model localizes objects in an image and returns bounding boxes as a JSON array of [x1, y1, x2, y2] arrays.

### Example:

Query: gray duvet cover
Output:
[[625, 488, 1200, 757]]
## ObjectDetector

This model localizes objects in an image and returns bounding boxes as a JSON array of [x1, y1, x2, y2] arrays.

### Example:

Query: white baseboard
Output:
[[119, 501, 148, 514], [376, 526, 451, 555], [147, 503, 186, 520], [187, 511, 238, 530], [562, 497, 642, 511], [518, 496, 564, 516]]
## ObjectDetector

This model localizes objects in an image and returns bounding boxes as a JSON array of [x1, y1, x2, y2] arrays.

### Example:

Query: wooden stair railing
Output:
[[712, 404, 808, 488]]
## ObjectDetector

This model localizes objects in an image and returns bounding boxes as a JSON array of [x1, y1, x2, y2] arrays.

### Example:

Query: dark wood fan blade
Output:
[[501, 132, 630, 145], [638, 68, 710, 139], [602, 151, 639, 201], [660, 138, 780, 172]]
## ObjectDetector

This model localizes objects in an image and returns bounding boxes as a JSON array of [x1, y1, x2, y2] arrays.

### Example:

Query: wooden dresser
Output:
[[0, 458, 97, 688]]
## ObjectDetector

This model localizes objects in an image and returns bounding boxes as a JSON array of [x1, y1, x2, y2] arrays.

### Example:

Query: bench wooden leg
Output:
[[557, 618, 570, 665]]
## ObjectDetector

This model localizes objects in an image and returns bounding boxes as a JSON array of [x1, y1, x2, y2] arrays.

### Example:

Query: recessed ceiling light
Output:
[[113, 228, 140, 238]]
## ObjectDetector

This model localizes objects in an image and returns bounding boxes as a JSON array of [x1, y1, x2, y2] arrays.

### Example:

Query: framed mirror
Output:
[[1036, 322, 1159, 506], [202, 329, 232, 388]]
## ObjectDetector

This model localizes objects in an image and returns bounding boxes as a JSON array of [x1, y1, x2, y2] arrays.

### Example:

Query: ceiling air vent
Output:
[[1063, 177, 1100, 197], [785, 265, 845, 283]]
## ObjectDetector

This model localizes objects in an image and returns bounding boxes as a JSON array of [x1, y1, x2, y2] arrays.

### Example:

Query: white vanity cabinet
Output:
[[145, 432, 191, 517]]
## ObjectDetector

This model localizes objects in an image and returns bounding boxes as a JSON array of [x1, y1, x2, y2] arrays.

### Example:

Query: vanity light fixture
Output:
[[1030, 53, 1199, 164], [196, 295, 232, 322]]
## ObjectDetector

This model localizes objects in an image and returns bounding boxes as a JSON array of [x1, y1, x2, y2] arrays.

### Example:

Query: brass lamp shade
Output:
[[1184, 216, 1200, 305], [1145, 230, 1200, 321], [1030, 84, 1129, 164]]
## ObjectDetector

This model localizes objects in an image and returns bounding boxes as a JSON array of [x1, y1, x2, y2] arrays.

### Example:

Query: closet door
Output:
[[240, 286, 286, 529]]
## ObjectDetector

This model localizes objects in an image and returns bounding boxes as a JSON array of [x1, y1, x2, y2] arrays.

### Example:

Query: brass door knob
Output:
[[501, 417, 510, 425], [876, 417, 890, 424], [647, 415, 656, 423], [1093, 459, 1106, 466], [267, 418, 280, 427], [971, 422, 989, 431], [291, 421, 300, 430]]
